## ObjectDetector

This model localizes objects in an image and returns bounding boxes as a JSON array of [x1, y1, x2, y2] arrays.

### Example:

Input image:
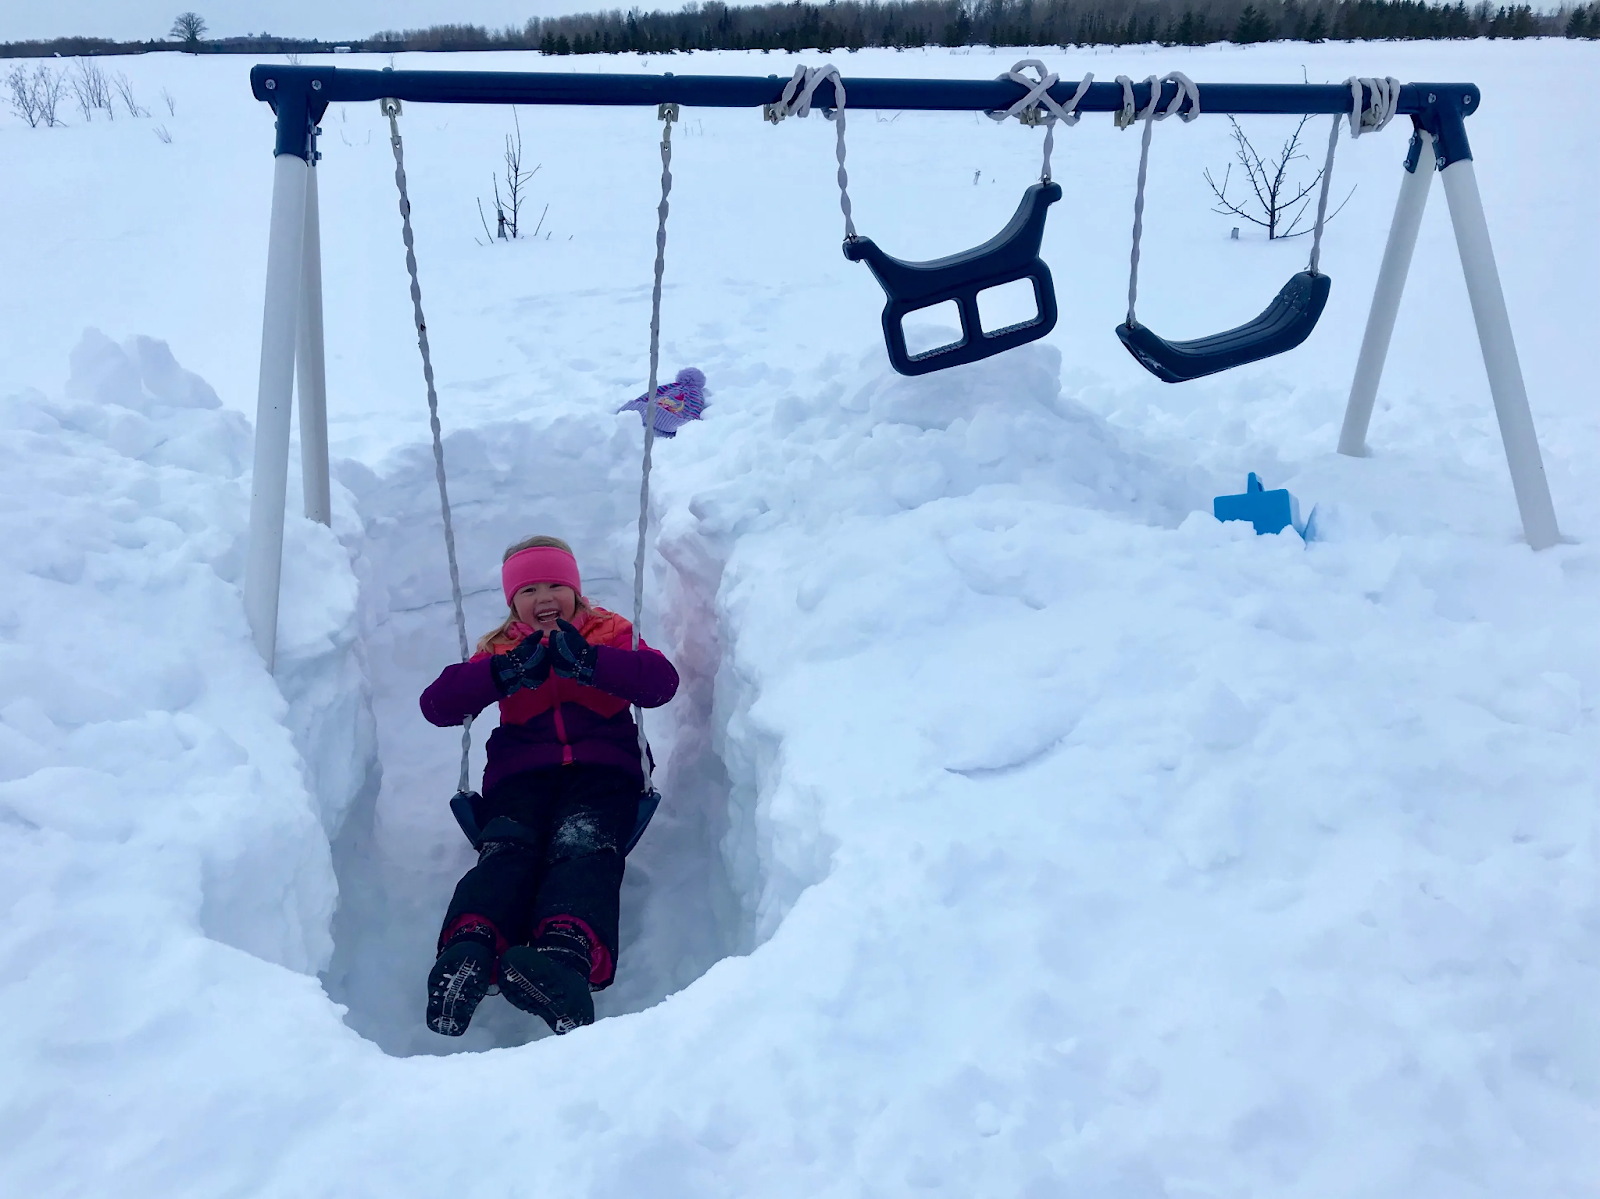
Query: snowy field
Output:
[[0, 37, 1596, 1198]]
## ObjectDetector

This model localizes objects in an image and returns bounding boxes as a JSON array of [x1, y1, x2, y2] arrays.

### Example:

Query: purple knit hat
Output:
[[618, 367, 706, 438]]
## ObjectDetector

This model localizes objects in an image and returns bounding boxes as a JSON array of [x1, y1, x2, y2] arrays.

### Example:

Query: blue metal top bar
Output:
[[250, 65, 1480, 164], [251, 64, 1477, 117]]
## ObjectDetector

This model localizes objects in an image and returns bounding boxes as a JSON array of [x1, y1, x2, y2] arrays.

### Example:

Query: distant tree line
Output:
[[483, 0, 1571, 55], [5, 0, 1599, 60], [0, 34, 353, 59]]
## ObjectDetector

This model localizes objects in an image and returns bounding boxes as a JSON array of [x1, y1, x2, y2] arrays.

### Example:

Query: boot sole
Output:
[[426, 941, 494, 1037], [499, 947, 594, 1035]]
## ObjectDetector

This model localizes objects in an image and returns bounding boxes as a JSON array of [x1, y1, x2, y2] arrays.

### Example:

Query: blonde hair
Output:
[[475, 534, 590, 654]]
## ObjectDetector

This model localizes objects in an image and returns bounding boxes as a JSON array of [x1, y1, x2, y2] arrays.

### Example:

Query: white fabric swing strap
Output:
[[386, 100, 474, 795], [986, 60, 1093, 183], [1305, 76, 1399, 276], [767, 64, 855, 241], [1348, 75, 1402, 137], [630, 103, 677, 792], [1119, 73, 1200, 327]]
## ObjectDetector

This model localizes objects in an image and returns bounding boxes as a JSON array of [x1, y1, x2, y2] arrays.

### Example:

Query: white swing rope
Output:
[[385, 99, 475, 795], [630, 102, 678, 794], [1120, 72, 1200, 328], [766, 64, 856, 241], [1306, 114, 1342, 275], [985, 60, 1094, 183], [1119, 73, 1399, 320], [1309, 76, 1399, 274]]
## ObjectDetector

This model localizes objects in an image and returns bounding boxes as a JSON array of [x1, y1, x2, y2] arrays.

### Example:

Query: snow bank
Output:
[[0, 331, 376, 1185], [0, 330, 371, 971], [643, 336, 1600, 1197]]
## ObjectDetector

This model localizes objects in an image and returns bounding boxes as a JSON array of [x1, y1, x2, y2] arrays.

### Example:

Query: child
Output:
[[418, 535, 679, 1037]]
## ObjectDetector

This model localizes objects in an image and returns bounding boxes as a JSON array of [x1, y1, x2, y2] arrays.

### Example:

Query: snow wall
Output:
[[0, 331, 371, 986]]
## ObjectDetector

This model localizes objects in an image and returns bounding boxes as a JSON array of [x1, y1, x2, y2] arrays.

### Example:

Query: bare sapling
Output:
[[5, 65, 42, 127], [70, 58, 113, 122], [1204, 115, 1353, 240], [70, 61, 96, 121], [477, 108, 543, 242], [113, 72, 149, 118], [32, 64, 69, 128]]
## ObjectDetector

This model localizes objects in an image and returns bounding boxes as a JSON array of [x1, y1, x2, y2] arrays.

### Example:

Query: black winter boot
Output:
[[425, 921, 499, 1037], [499, 943, 595, 1035]]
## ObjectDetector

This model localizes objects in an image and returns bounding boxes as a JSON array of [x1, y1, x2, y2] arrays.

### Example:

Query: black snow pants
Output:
[[439, 764, 637, 990]]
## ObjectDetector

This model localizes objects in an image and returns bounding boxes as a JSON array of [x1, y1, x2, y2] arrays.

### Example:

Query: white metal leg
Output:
[[296, 158, 332, 527], [1439, 158, 1560, 550], [245, 154, 310, 668], [1339, 135, 1435, 457]]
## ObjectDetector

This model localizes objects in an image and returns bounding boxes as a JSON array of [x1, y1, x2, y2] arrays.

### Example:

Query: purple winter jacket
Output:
[[420, 616, 678, 796]]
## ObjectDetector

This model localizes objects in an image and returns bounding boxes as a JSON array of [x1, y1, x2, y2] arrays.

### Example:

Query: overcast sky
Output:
[[1, 1, 597, 43]]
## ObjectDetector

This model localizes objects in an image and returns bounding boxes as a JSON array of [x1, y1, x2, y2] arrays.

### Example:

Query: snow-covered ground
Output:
[[0, 38, 1596, 1198]]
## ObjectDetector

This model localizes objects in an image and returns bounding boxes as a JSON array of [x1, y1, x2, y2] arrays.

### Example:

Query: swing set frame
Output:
[[243, 64, 1559, 669]]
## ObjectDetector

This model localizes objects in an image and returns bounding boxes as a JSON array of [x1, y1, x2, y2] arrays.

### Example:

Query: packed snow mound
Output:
[[0, 332, 370, 980]]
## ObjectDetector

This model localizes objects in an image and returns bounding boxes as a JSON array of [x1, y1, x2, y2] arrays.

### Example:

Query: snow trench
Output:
[[0, 328, 763, 1064], [322, 412, 749, 1056], [308, 332, 1190, 1055]]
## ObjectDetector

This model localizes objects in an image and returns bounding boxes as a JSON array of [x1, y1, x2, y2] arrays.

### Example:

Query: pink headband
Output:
[[502, 546, 582, 605]]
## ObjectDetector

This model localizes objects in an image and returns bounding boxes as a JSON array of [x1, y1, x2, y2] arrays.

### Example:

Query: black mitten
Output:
[[548, 619, 598, 684], [489, 631, 549, 696]]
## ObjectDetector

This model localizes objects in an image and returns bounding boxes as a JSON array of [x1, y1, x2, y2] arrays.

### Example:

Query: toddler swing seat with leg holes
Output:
[[845, 181, 1062, 376], [767, 60, 1087, 377]]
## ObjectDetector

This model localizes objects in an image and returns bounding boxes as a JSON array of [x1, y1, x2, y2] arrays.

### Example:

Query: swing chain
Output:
[[386, 96, 474, 794]]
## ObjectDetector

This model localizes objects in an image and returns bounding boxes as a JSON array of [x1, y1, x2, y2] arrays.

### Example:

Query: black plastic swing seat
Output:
[[844, 181, 1062, 377], [450, 787, 661, 857], [1117, 270, 1332, 384]]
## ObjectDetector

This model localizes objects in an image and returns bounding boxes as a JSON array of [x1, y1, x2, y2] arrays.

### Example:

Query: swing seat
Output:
[[1117, 270, 1331, 384], [450, 788, 661, 857], [844, 181, 1062, 377]]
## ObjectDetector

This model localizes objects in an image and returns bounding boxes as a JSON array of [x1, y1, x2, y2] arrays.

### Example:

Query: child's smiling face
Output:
[[512, 582, 577, 632]]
